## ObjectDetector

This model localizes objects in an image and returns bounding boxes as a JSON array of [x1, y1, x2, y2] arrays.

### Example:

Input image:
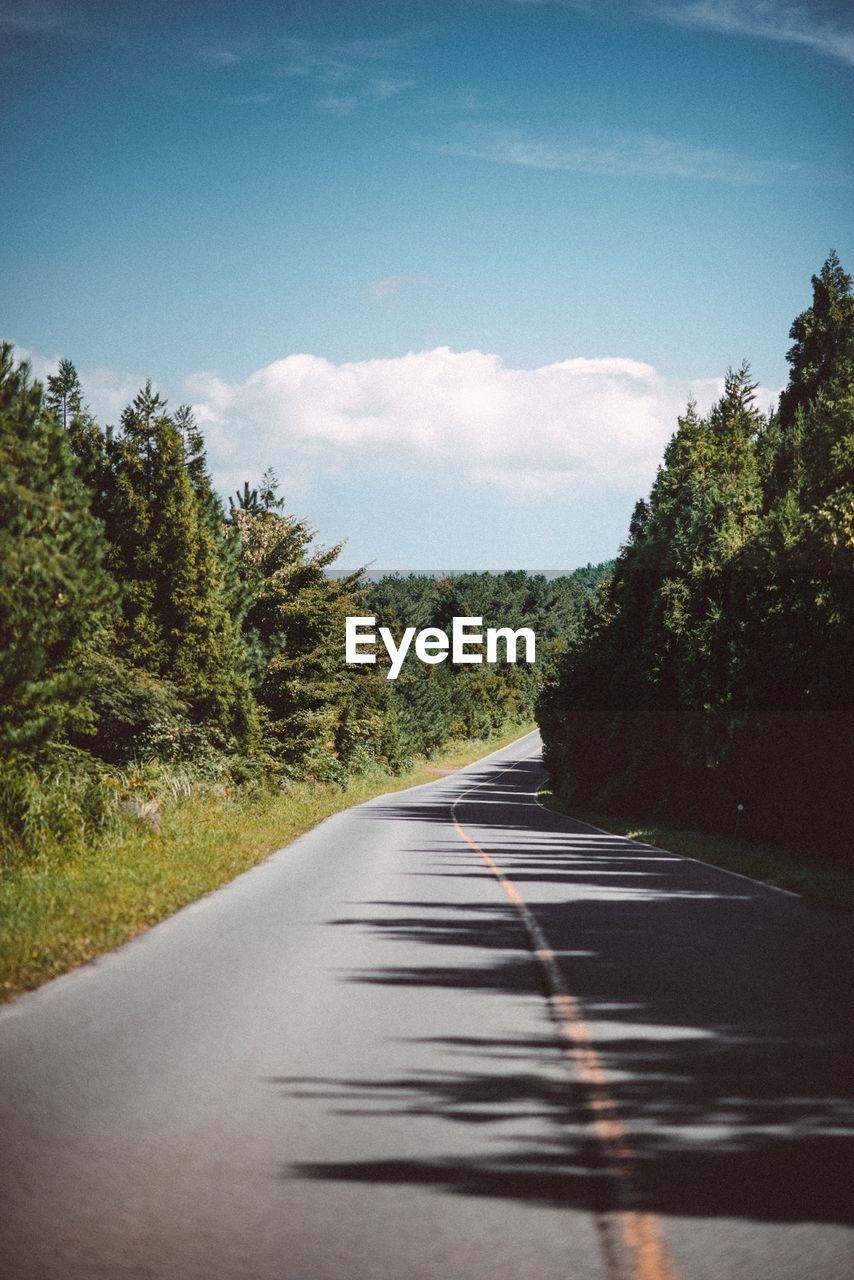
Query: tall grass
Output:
[[0, 723, 535, 1001]]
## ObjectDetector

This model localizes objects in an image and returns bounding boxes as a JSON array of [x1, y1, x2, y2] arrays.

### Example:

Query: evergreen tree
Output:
[[45, 358, 82, 431], [45, 357, 107, 500], [231, 489, 362, 771], [538, 256, 853, 855], [231, 481, 264, 516], [173, 402, 250, 632], [0, 345, 115, 756], [748, 255, 854, 707], [102, 386, 257, 746], [175, 404, 223, 527], [778, 251, 854, 430]]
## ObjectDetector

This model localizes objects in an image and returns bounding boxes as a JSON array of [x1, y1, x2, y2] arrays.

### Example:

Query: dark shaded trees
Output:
[[538, 255, 854, 856]]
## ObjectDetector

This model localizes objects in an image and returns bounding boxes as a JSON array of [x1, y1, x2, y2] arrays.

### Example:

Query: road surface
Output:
[[1, 731, 852, 1279]]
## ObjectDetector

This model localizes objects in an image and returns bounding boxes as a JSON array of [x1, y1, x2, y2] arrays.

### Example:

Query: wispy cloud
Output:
[[222, 93, 274, 106], [653, 1, 854, 66], [279, 33, 419, 111], [317, 94, 358, 117], [0, 1, 65, 32], [197, 30, 421, 114], [0, 0, 100, 45], [426, 93, 484, 113], [369, 76, 417, 99], [509, 0, 854, 66], [440, 125, 774, 183], [368, 275, 434, 302], [198, 46, 243, 67], [279, 33, 418, 81], [284, 55, 359, 84]]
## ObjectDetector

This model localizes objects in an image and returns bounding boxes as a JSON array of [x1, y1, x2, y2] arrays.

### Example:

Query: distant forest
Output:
[[1, 252, 851, 862], [538, 252, 853, 857]]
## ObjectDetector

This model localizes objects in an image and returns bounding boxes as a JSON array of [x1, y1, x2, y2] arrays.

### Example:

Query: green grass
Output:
[[537, 789, 854, 911], [0, 723, 535, 1003]]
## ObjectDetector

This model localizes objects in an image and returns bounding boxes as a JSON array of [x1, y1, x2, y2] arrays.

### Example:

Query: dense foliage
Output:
[[537, 254, 854, 857], [3, 254, 848, 868], [364, 570, 602, 760], [0, 352, 601, 858], [0, 345, 115, 758]]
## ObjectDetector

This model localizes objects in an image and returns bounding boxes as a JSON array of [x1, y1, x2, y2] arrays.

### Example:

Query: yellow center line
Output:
[[451, 756, 676, 1280]]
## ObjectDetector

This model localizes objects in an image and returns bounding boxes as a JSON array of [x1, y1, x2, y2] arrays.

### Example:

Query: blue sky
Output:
[[3, 0, 852, 567]]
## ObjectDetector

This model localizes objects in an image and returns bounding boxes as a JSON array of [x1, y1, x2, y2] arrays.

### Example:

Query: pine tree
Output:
[[231, 487, 362, 771], [102, 387, 257, 746], [45, 357, 107, 500], [175, 404, 223, 526], [0, 345, 115, 756], [538, 256, 853, 854], [778, 251, 854, 430], [750, 254, 854, 710], [45, 358, 83, 431]]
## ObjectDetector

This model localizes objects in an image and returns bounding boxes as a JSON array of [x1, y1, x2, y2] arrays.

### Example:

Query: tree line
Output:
[[3, 252, 848, 862], [537, 253, 853, 857], [0, 350, 601, 855]]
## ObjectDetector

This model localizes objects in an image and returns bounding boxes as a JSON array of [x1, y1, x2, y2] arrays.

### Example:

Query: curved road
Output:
[[1, 732, 852, 1279]]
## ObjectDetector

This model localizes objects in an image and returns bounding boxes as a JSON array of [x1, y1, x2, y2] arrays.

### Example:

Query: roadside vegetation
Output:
[[538, 788, 854, 910], [538, 253, 853, 864], [2, 252, 851, 994], [1, 722, 534, 1001], [2, 329, 589, 998]]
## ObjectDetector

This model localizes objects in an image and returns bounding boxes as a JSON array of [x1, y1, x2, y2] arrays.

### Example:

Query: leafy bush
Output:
[[0, 747, 124, 868]]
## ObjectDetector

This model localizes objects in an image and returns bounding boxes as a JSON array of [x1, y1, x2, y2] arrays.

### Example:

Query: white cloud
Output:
[[316, 94, 357, 116], [276, 32, 423, 111], [0, 1, 64, 32], [508, 0, 854, 66], [7, 339, 780, 515], [427, 93, 484, 113], [369, 76, 416, 99], [295, 33, 419, 64], [470, 464, 595, 496], [8, 342, 152, 426], [369, 274, 434, 301], [654, 1, 854, 66], [187, 347, 775, 500], [7, 341, 54, 384], [441, 125, 772, 183], [222, 93, 274, 106], [81, 366, 153, 425], [277, 34, 417, 83], [198, 46, 242, 67]]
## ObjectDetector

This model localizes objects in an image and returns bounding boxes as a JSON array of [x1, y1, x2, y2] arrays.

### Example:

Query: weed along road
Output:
[[1, 732, 853, 1280]]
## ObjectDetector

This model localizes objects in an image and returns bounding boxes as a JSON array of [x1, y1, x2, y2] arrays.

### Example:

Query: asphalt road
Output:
[[1, 731, 852, 1280]]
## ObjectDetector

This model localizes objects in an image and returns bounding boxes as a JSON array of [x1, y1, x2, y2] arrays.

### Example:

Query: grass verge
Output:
[[0, 723, 535, 1003], [537, 788, 854, 911]]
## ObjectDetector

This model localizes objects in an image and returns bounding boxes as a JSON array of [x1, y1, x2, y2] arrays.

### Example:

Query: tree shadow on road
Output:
[[271, 763, 854, 1227]]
